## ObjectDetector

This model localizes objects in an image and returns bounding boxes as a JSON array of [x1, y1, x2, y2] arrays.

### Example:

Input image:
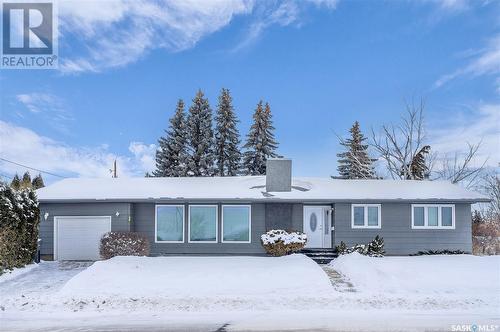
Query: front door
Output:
[[303, 206, 332, 248]]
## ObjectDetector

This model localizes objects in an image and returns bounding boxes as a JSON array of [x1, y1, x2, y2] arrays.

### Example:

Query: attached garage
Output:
[[54, 216, 111, 260]]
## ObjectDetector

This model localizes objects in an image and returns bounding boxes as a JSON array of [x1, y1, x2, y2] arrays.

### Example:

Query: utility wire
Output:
[[0, 157, 67, 178]]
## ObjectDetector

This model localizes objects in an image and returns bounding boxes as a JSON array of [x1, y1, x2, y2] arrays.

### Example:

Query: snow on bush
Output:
[[0, 182, 39, 274], [100, 232, 150, 260], [261, 229, 307, 256], [336, 235, 385, 257]]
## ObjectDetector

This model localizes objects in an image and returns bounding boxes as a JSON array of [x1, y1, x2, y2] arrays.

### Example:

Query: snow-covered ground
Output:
[[0, 263, 38, 284], [329, 252, 500, 297], [1, 254, 499, 331], [59, 254, 331, 298]]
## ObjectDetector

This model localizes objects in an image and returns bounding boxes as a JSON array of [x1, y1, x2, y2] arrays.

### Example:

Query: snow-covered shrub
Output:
[[410, 249, 468, 256], [336, 235, 385, 257], [100, 232, 150, 260], [261, 229, 307, 256], [0, 183, 40, 274]]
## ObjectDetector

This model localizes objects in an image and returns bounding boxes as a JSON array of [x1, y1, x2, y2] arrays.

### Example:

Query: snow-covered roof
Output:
[[36, 176, 489, 203]]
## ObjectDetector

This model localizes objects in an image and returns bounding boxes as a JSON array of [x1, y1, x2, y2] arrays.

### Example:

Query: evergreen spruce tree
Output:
[[31, 174, 45, 189], [368, 235, 385, 257], [153, 99, 188, 177], [472, 210, 484, 224], [336, 121, 377, 179], [242, 101, 279, 175], [186, 90, 215, 176], [407, 145, 431, 180], [20, 172, 32, 189], [10, 174, 21, 190], [215, 88, 241, 176]]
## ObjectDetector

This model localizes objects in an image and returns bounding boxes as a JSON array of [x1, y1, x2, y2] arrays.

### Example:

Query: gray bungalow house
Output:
[[36, 159, 488, 261]]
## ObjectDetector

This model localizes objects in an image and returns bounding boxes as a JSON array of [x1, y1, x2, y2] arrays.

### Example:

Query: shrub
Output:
[[336, 236, 385, 257], [0, 183, 39, 274], [100, 232, 150, 260], [261, 229, 307, 257], [472, 221, 500, 237], [410, 249, 468, 256]]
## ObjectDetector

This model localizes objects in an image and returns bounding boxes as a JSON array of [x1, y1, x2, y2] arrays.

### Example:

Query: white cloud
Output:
[[428, 103, 500, 168], [232, 0, 337, 52], [56, 0, 338, 73], [434, 34, 500, 91], [16, 93, 73, 133], [0, 121, 156, 182], [128, 141, 157, 174], [58, 0, 255, 73]]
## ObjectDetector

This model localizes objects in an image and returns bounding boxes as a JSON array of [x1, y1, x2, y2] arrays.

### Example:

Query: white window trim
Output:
[[351, 204, 382, 229], [221, 205, 252, 244], [53, 215, 112, 261], [411, 204, 455, 229], [155, 205, 185, 243], [188, 205, 218, 243]]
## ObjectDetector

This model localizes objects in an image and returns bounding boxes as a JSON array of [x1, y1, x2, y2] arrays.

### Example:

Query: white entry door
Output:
[[55, 216, 111, 260], [303, 206, 332, 248]]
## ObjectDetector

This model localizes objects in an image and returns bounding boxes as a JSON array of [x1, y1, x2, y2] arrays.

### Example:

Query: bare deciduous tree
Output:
[[483, 173, 500, 220], [371, 99, 429, 180], [434, 141, 487, 189]]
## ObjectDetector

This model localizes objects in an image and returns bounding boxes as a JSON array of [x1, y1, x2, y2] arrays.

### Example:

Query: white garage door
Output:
[[55, 216, 111, 260]]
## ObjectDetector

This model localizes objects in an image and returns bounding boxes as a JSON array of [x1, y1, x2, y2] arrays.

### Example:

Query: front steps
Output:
[[300, 248, 338, 264]]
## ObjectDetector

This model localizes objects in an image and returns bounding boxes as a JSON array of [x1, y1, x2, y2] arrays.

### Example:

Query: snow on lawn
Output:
[[330, 253, 500, 297], [0, 264, 38, 284], [60, 254, 332, 298]]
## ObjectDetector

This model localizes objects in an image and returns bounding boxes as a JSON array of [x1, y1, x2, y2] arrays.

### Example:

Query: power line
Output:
[[0, 157, 67, 178]]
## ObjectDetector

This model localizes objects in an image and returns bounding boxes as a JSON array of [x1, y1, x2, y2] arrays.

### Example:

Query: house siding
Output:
[[264, 203, 303, 231], [133, 202, 267, 255], [39, 203, 132, 259], [333, 202, 472, 255], [38, 201, 472, 259]]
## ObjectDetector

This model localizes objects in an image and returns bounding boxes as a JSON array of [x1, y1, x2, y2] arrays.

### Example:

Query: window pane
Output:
[[414, 207, 424, 226], [157, 206, 184, 242], [367, 206, 379, 226], [353, 206, 364, 226], [190, 206, 217, 242], [223, 206, 250, 242], [442, 207, 453, 226], [428, 207, 438, 226]]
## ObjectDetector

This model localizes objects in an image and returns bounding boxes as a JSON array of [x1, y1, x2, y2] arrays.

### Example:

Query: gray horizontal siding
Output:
[[133, 202, 267, 255], [265, 203, 303, 231], [38, 201, 473, 258], [334, 203, 472, 255], [39, 203, 132, 257]]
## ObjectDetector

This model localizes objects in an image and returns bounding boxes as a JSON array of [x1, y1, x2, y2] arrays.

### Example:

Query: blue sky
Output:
[[0, 0, 499, 183]]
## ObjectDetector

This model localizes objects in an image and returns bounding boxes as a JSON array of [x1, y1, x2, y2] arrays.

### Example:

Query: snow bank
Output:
[[0, 263, 38, 284], [330, 253, 500, 296], [60, 254, 332, 298]]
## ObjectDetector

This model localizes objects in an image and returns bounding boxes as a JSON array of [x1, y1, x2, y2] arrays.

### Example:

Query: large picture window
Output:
[[411, 204, 455, 229], [222, 205, 251, 243], [351, 204, 381, 229], [189, 205, 218, 243], [155, 205, 184, 243]]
